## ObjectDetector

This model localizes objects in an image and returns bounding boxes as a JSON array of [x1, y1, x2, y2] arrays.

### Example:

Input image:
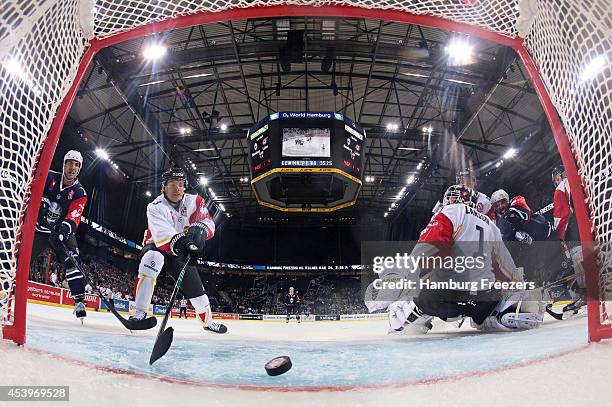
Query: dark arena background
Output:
[[1, 4, 610, 406]]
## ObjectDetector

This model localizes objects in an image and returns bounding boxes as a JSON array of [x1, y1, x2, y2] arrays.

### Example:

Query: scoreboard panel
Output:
[[247, 112, 366, 212]]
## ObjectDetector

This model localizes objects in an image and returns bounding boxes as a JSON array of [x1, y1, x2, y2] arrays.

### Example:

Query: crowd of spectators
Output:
[[30, 252, 368, 315]]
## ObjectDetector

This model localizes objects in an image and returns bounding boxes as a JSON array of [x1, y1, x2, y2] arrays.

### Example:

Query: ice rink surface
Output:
[[1, 303, 610, 406]]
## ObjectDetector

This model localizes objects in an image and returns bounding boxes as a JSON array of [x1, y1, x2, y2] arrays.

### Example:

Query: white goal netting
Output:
[[1, 0, 610, 338]]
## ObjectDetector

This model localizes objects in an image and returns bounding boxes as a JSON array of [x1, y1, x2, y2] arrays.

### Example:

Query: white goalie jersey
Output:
[[142, 193, 215, 255], [417, 202, 522, 288]]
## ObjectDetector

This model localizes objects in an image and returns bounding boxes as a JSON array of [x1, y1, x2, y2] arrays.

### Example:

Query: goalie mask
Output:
[[443, 184, 476, 208]]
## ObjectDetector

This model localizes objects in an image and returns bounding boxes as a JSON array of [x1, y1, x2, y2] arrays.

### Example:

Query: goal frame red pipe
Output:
[[5, 5, 609, 345]]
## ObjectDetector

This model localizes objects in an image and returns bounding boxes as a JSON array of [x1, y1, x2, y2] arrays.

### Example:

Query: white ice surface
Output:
[[0, 303, 610, 406]]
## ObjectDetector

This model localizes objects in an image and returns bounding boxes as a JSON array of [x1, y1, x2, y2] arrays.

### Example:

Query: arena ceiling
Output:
[[63, 16, 561, 222]]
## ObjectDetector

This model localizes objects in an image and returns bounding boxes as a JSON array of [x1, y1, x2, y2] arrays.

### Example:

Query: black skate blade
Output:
[[149, 327, 174, 365], [123, 316, 157, 331]]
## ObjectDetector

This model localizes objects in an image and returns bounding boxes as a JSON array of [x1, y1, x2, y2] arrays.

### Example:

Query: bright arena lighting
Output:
[[145, 190, 152, 197], [581, 55, 607, 82], [179, 127, 191, 135], [444, 39, 473, 65], [218, 203, 226, 212], [422, 125, 433, 134], [407, 175, 415, 184], [199, 176, 208, 186], [95, 148, 110, 161], [503, 148, 517, 159], [143, 43, 167, 60], [219, 123, 228, 131]]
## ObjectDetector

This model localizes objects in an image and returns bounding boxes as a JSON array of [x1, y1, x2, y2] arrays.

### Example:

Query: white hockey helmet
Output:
[[443, 184, 476, 208], [63, 150, 83, 166], [491, 189, 509, 205]]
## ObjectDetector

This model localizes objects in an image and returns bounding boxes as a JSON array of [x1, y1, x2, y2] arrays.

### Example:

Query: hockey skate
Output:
[[73, 301, 86, 323], [129, 310, 148, 321], [563, 291, 586, 313], [204, 320, 228, 334]]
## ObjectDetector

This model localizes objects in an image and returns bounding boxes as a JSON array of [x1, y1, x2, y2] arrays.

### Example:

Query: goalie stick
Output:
[[60, 241, 157, 331], [149, 250, 194, 365]]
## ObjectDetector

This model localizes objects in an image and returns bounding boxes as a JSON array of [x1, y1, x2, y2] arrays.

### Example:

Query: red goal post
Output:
[[1, 1, 610, 345]]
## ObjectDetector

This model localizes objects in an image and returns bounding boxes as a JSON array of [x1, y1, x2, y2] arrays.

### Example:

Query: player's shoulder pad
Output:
[[438, 203, 465, 221]]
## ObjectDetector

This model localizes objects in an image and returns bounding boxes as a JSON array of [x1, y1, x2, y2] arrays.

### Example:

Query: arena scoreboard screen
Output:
[[248, 112, 366, 212]]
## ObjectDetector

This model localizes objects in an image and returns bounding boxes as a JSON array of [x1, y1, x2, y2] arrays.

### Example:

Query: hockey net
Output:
[[1, 1, 610, 343]]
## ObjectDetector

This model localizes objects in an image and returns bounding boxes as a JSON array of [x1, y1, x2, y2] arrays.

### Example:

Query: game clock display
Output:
[[248, 112, 365, 179]]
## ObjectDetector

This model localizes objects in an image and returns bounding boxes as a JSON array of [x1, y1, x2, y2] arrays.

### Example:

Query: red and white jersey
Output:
[[418, 203, 520, 287], [474, 191, 493, 219], [553, 178, 573, 240], [142, 193, 215, 254]]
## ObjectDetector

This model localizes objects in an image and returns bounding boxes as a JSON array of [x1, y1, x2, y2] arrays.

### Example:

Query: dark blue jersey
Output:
[[36, 170, 87, 234], [284, 293, 300, 306]]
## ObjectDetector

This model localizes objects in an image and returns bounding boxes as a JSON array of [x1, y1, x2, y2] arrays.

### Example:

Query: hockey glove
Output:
[[52, 221, 73, 242], [170, 233, 200, 260], [37, 197, 51, 226], [187, 222, 209, 251]]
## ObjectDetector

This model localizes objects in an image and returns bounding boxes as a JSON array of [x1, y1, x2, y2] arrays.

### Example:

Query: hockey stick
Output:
[[149, 251, 194, 365], [60, 241, 157, 331]]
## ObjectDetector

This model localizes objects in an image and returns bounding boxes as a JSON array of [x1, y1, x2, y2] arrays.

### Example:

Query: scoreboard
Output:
[[248, 112, 366, 212], [249, 112, 365, 178]]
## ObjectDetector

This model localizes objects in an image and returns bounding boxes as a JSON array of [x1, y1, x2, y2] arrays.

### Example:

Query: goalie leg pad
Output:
[[134, 250, 165, 313], [388, 300, 433, 334]]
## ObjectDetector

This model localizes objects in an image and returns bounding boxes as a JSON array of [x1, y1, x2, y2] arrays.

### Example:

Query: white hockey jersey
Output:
[[143, 193, 215, 254], [417, 202, 520, 288]]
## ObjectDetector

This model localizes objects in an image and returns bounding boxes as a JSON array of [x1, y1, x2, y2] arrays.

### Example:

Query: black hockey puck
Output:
[[265, 356, 292, 376]]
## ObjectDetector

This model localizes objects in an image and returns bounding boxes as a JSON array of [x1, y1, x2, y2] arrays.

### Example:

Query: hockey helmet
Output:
[[551, 166, 565, 186], [490, 189, 509, 205], [161, 166, 188, 189], [443, 184, 476, 208], [63, 150, 83, 166]]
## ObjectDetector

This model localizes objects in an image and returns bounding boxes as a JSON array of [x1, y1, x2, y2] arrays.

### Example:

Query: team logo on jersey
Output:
[[68, 190, 74, 200], [56, 194, 61, 200], [477, 202, 483, 212], [180, 206, 187, 216]]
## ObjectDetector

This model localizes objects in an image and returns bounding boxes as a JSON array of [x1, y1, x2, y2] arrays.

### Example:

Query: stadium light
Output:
[[138, 79, 165, 87], [95, 148, 109, 161], [183, 72, 212, 79], [143, 43, 167, 61], [503, 148, 517, 159], [422, 125, 433, 134], [218, 204, 226, 212], [199, 176, 208, 186], [145, 191, 152, 197], [179, 126, 191, 135], [219, 123, 228, 132], [581, 55, 606, 82], [417, 162, 423, 170], [407, 175, 415, 184], [386, 123, 399, 132], [384, 212, 388, 217], [445, 39, 473, 65]]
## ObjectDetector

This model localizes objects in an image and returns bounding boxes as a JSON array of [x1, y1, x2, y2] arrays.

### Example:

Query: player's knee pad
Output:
[[388, 300, 433, 334], [134, 250, 165, 312]]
